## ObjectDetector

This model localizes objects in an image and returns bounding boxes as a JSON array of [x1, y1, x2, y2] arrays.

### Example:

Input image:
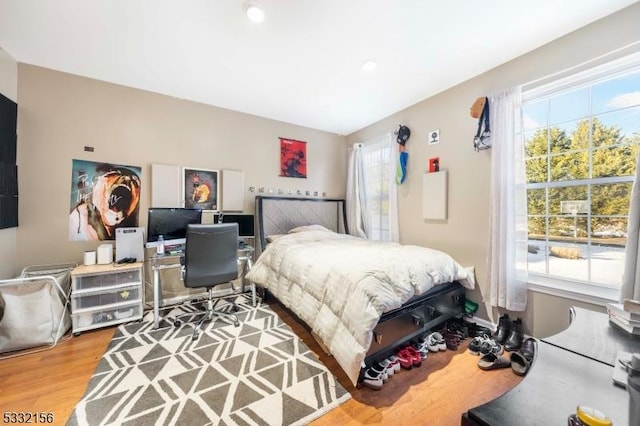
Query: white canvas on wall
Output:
[[151, 164, 181, 208], [222, 169, 245, 212], [422, 170, 448, 220]]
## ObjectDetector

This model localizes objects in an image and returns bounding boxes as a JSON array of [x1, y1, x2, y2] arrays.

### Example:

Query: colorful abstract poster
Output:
[[183, 167, 219, 210], [69, 160, 142, 241], [280, 138, 307, 178]]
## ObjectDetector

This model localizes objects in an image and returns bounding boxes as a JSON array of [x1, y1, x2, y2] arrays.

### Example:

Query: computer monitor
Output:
[[146, 208, 202, 248], [218, 213, 255, 237]]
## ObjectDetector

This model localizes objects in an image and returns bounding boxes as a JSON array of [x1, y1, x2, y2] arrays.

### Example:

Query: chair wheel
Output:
[[174, 319, 182, 327], [234, 320, 240, 327], [232, 305, 240, 312]]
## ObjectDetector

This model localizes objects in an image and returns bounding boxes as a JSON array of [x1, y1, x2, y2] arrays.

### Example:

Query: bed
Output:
[[246, 196, 475, 385]]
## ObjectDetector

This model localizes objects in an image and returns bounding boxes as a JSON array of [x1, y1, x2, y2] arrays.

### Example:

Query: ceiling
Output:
[[0, 1, 637, 135]]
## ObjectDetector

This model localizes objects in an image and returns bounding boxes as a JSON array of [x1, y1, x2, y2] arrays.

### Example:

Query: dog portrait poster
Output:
[[183, 167, 219, 211], [279, 138, 307, 178], [69, 160, 142, 241]]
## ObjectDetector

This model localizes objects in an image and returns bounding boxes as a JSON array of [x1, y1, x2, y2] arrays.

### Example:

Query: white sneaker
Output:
[[432, 332, 447, 351], [361, 368, 384, 390], [424, 333, 441, 352], [387, 355, 401, 372]]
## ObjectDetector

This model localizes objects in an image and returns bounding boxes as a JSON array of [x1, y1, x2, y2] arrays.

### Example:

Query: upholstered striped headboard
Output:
[[255, 196, 348, 254]]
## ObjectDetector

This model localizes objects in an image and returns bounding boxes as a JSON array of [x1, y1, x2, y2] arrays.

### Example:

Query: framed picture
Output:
[[68, 160, 142, 241], [279, 138, 307, 178], [182, 167, 219, 210]]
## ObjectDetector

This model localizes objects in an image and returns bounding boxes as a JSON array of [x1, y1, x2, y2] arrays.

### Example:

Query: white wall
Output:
[[0, 47, 17, 279]]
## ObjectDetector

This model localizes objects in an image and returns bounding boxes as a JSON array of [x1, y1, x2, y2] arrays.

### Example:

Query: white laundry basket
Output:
[[0, 263, 76, 355]]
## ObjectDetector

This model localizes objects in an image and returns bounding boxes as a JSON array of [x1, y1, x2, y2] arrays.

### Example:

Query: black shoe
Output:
[[504, 318, 524, 352], [493, 314, 511, 345], [520, 337, 536, 361]]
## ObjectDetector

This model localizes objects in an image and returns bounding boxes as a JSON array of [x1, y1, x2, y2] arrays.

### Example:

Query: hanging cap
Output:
[[396, 125, 410, 146]]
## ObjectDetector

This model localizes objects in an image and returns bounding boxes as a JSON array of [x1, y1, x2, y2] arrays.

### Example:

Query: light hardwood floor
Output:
[[0, 302, 522, 426]]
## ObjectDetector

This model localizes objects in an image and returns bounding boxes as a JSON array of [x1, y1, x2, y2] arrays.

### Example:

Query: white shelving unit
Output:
[[70, 262, 144, 335]]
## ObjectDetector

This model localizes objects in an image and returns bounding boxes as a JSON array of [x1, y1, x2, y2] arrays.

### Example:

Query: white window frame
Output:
[[521, 52, 640, 305]]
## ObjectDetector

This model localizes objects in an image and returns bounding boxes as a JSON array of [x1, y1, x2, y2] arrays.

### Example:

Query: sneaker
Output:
[[468, 335, 489, 355], [386, 355, 401, 373], [424, 333, 441, 352], [404, 346, 423, 367], [480, 338, 504, 356], [431, 332, 447, 351], [396, 348, 414, 370], [379, 358, 396, 377], [410, 341, 429, 360], [368, 362, 389, 381], [361, 368, 384, 390]]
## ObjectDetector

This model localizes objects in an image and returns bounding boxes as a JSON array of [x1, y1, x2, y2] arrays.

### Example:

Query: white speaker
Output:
[[115, 227, 145, 262]]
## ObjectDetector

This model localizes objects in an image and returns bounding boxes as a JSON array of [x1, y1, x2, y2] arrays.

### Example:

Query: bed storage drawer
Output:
[[365, 283, 465, 359]]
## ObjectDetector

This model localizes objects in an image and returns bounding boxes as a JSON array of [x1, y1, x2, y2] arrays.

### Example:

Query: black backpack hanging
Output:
[[473, 97, 491, 152]]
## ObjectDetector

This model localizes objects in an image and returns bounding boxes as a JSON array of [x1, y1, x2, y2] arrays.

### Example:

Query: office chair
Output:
[[176, 223, 241, 340]]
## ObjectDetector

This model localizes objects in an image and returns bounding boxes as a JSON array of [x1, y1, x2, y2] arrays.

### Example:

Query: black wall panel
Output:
[[0, 92, 18, 229]]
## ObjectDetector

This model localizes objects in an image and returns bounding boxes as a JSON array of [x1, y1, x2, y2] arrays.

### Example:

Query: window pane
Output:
[[526, 157, 547, 183], [592, 217, 627, 244], [549, 186, 588, 215], [527, 189, 546, 215], [551, 121, 585, 153], [550, 152, 589, 182], [592, 145, 638, 178], [528, 216, 546, 238], [523, 99, 548, 131], [549, 216, 587, 241], [524, 129, 548, 158], [595, 107, 640, 146], [549, 87, 589, 125], [527, 239, 547, 274], [592, 71, 640, 115], [548, 243, 589, 281], [591, 183, 633, 215]]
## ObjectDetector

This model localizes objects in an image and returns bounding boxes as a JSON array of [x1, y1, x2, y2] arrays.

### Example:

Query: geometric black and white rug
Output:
[[67, 296, 351, 426]]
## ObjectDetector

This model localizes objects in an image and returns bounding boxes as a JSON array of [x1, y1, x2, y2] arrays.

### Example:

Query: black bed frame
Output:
[[253, 195, 466, 382]]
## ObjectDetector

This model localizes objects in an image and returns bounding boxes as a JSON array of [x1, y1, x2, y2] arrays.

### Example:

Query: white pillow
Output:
[[288, 224, 332, 234]]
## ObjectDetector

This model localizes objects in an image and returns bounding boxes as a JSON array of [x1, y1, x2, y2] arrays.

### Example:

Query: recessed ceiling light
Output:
[[243, 1, 265, 23], [362, 60, 377, 72]]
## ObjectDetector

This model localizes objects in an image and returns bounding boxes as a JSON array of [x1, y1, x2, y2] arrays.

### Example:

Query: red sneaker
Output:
[[404, 346, 423, 367], [395, 348, 414, 370]]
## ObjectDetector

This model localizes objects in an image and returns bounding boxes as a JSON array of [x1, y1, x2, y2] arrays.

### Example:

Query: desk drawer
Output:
[[72, 302, 142, 331], [72, 285, 141, 310], [73, 269, 141, 290]]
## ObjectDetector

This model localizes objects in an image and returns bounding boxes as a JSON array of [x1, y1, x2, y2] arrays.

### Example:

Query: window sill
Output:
[[527, 274, 619, 307]]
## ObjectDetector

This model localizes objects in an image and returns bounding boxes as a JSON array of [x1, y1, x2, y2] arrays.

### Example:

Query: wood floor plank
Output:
[[0, 302, 522, 426]]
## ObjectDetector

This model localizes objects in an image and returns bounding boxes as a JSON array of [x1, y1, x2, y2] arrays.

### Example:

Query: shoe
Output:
[[396, 348, 414, 370], [468, 335, 489, 355], [410, 341, 429, 360], [424, 333, 441, 352], [386, 355, 401, 373], [361, 368, 384, 390], [431, 332, 447, 351], [510, 351, 531, 376], [504, 318, 524, 352], [480, 338, 504, 356], [368, 362, 389, 381], [520, 337, 536, 361], [443, 331, 460, 350], [478, 353, 511, 370], [404, 346, 422, 367], [493, 314, 511, 345], [467, 321, 492, 338]]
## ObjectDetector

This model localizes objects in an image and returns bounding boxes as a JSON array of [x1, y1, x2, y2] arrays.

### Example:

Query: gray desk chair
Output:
[[177, 223, 241, 340]]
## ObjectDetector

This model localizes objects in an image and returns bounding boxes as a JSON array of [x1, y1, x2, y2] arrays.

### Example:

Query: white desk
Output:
[[150, 246, 256, 329]]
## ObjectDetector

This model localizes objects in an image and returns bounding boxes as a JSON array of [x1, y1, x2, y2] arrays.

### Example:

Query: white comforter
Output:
[[245, 230, 475, 385]]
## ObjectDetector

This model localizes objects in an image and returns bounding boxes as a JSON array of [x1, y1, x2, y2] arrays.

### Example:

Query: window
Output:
[[360, 135, 394, 241], [522, 53, 640, 299]]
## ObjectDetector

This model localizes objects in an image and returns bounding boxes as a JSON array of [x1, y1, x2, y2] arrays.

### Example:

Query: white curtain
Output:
[[346, 133, 399, 242], [621, 150, 640, 301], [346, 145, 368, 238], [487, 87, 528, 311]]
